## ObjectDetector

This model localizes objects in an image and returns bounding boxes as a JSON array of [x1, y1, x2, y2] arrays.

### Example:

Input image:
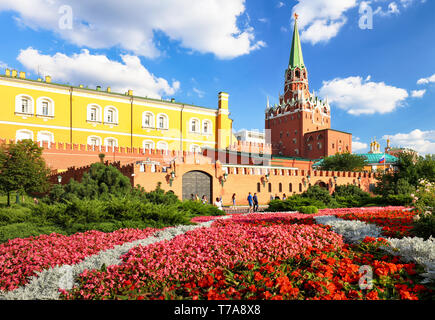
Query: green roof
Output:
[[313, 153, 398, 167], [289, 19, 305, 69]]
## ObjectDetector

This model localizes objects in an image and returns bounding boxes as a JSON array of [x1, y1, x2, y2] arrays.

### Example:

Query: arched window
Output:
[[142, 111, 155, 128], [268, 183, 272, 193], [299, 183, 302, 192], [289, 183, 293, 192], [190, 144, 201, 153], [190, 118, 200, 133], [257, 183, 261, 193], [143, 140, 155, 151], [36, 97, 54, 117], [87, 104, 102, 122], [202, 120, 212, 134], [104, 106, 118, 124], [104, 137, 118, 147], [156, 113, 169, 129], [87, 136, 102, 146], [156, 141, 168, 151], [37, 131, 54, 145], [279, 183, 282, 193], [16, 129, 33, 141], [15, 94, 34, 115]]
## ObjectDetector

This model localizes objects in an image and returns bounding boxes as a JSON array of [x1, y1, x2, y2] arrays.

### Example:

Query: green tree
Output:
[[60, 162, 132, 200], [318, 152, 366, 172], [0, 140, 51, 206]]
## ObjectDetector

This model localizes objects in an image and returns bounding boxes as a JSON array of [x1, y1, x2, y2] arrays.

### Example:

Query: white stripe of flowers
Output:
[[0, 215, 232, 300], [314, 215, 435, 284]]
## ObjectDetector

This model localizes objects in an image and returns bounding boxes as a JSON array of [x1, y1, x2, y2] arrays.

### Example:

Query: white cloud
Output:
[[384, 129, 435, 155], [192, 87, 205, 98], [277, 2, 285, 8], [417, 73, 435, 85], [17, 47, 180, 99], [319, 76, 409, 115], [291, 0, 358, 44], [258, 18, 268, 23], [411, 89, 426, 98], [0, 0, 265, 60], [352, 139, 368, 152]]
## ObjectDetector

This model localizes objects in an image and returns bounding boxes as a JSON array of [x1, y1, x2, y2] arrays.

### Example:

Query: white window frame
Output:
[[190, 144, 201, 153], [142, 111, 155, 128], [36, 97, 54, 117], [189, 118, 200, 133], [202, 120, 212, 135], [16, 129, 33, 141], [156, 113, 169, 130], [87, 136, 102, 146], [104, 137, 118, 147], [87, 104, 102, 122], [104, 106, 118, 124], [156, 141, 168, 151], [15, 94, 34, 115], [142, 140, 155, 151]]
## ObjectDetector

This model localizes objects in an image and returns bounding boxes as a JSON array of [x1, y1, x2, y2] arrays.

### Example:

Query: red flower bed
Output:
[[118, 237, 431, 301], [337, 209, 417, 238], [0, 228, 157, 291]]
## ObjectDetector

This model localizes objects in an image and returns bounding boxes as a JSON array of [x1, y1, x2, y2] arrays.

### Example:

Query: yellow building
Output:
[[0, 69, 235, 152]]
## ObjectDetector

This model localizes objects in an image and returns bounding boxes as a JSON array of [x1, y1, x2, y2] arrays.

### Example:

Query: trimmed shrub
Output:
[[301, 185, 333, 206], [411, 211, 435, 240], [298, 206, 318, 214], [0, 222, 64, 243], [267, 195, 326, 212]]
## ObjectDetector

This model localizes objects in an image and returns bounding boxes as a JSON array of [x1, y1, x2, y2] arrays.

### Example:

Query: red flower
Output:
[[254, 272, 263, 282]]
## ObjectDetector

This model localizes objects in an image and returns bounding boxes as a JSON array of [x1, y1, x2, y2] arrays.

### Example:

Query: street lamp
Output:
[[221, 172, 228, 187], [333, 176, 338, 185], [169, 171, 176, 187], [57, 175, 62, 184], [306, 174, 311, 183]]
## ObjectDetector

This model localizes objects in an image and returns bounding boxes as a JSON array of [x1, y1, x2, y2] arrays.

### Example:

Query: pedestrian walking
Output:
[[247, 192, 254, 213], [253, 193, 259, 212], [231, 193, 236, 209], [282, 193, 287, 201]]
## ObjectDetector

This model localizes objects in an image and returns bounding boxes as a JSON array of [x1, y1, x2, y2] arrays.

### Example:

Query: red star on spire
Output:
[[294, 13, 299, 21]]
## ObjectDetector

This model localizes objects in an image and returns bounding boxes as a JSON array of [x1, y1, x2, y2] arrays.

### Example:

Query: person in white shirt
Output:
[[214, 197, 223, 210]]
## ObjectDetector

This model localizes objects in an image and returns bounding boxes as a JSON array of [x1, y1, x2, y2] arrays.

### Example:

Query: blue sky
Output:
[[0, 0, 434, 154]]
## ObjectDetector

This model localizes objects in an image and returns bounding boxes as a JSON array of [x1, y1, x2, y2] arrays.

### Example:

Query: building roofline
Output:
[[0, 74, 217, 111]]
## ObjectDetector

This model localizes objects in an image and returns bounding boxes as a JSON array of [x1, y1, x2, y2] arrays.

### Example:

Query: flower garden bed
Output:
[[0, 228, 157, 291], [0, 206, 433, 300]]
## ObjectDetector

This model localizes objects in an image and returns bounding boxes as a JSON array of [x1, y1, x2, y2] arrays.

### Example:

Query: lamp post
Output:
[[333, 176, 338, 186], [57, 175, 62, 184], [221, 172, 228, 187], [169, 171, 176, 187], [358, 176, 362, 187]]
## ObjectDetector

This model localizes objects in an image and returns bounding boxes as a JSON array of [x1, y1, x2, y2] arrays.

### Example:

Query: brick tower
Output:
[[265, 14, 351, 159]]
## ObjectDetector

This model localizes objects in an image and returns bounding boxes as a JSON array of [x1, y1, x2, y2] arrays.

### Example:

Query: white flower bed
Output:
[[314, 215, 383, 243]]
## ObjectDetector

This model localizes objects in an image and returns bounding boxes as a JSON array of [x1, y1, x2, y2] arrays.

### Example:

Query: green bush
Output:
[[0, 222, 64, 243], [301, 185, 333, 206], [179, 200, 225, 216], [333, 184, 370, 198], [411, 211, 435, 240], [267, 195, 326, 212], [298, 206, 318, 214]]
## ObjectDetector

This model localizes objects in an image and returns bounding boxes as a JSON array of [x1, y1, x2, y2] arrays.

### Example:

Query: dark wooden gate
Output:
[[182, 171, 212, 203]]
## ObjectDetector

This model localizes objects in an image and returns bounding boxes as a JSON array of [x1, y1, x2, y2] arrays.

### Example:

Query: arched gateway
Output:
[[182, 170, 212, 203]]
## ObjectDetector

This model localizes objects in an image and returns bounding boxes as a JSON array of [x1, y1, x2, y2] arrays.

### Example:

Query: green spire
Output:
[[289, 14, 305, 69]]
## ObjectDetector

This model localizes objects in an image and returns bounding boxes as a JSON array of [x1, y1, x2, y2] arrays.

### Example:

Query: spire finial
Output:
[[294, 13, 299, 21]]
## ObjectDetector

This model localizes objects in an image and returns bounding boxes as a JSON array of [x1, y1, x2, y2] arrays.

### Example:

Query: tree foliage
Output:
[[0, 140, 50, 205], [374, 152, 435, 196], [318, 152, 366, 172]]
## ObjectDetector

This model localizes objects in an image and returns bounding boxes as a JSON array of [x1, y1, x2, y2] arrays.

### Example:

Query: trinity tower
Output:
[[265, 14, 352, 160]]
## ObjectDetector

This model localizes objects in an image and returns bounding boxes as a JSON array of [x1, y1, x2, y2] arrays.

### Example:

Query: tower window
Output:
[[295, 70, 300, 78]]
